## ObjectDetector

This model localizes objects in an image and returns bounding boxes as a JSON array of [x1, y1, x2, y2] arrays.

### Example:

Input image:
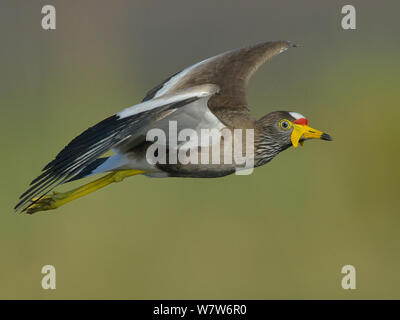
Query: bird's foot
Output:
[[25, 191, 68, 214], [23, 170, 146, 214]]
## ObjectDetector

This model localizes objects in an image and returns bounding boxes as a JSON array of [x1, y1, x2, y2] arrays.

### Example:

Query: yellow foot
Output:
[[24, 169, 145, 214], [25, 192, 67, 214]]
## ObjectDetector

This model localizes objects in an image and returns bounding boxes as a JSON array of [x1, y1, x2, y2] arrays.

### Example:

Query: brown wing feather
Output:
[[207, 41, 295, 109], [149, 41, 295, 109]]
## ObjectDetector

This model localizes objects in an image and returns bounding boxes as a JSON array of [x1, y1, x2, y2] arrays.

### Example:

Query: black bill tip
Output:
[[321, 133, 333, 141]]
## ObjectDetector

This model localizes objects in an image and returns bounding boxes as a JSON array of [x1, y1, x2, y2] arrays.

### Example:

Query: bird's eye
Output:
[[278, 119, 291, 130]]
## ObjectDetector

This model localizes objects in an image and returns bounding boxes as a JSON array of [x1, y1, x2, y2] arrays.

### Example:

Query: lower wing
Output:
[[15, 84, 218, 212]]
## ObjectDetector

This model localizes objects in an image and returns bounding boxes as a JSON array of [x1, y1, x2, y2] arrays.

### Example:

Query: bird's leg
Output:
[[25, 169, 145, 214]]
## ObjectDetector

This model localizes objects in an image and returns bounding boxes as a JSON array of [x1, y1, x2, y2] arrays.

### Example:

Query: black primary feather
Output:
[[15, 96, 199, 212]]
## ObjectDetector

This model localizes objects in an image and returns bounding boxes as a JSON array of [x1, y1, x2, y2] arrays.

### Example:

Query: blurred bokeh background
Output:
[[0, 0, 399, 299]]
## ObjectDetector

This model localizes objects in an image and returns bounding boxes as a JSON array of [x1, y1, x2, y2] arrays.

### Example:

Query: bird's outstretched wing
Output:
[[15, 85, 218, 212], [142, 41, 295, 110]]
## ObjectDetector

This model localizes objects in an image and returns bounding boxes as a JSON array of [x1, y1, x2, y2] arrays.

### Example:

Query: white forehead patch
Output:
[[289, 112, 306, 120]]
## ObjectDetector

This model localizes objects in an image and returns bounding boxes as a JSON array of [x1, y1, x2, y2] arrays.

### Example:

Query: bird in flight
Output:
[[15, 41, 332, 214]]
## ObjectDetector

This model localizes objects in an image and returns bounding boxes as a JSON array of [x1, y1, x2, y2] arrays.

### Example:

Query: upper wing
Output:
[[142, 41, 295, 109], [15, 84, 218, 212]]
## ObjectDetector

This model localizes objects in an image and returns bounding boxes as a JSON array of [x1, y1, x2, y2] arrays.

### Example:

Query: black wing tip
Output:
[[14, 204, 33, 214], [14, 192, 34, 212], [14, 201, 26, 213]]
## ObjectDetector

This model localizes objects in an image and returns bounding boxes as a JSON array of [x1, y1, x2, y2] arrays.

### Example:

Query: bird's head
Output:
[[255, 111, 332, 164]]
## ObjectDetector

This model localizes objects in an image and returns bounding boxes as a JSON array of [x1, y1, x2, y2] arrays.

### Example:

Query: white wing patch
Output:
[[117, 84, 219, 119], [152, 57, 214, 99]]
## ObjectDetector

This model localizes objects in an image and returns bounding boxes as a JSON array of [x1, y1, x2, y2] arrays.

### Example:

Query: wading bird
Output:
[[15, 41, 332, 214]]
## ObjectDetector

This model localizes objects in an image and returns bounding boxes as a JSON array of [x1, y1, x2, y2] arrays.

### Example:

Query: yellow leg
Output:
[[25, 169, 145, 214]]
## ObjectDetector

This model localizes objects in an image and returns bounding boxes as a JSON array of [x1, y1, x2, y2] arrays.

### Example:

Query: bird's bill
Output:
[[291, 124, 332, 148]]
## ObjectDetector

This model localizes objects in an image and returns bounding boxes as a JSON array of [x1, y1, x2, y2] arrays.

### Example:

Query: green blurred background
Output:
[[0, 0, 399, 299]]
